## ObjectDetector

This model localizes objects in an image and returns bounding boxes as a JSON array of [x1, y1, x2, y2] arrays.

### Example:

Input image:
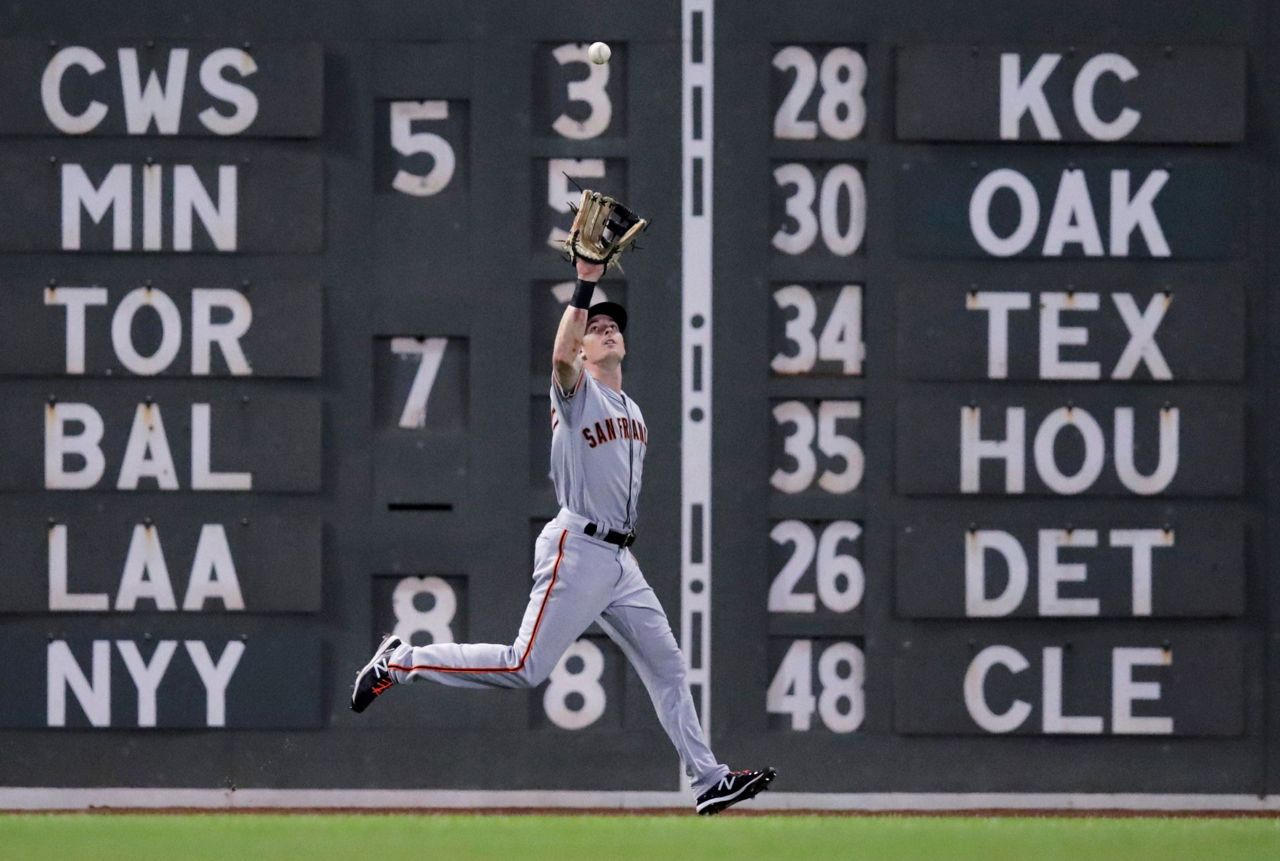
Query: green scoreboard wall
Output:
[[0, 0, 1275, 803]]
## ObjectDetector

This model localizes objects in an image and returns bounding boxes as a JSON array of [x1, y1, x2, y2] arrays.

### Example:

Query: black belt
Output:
[[584, 522, 637, 548]]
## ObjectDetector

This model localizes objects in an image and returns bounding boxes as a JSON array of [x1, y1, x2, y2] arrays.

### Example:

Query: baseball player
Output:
[[352, 192, 775, 815]]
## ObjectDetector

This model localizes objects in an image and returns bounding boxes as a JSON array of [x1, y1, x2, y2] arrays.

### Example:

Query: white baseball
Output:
[[588, 41, 611, 64]]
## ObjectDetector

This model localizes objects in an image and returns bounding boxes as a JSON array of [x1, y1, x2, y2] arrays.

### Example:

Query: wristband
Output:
[[570, 278, 597, 310]]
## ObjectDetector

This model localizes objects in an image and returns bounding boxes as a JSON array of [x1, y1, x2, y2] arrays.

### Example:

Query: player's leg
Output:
[[596, 555, 731, 796], [384, 527, 615, 690]]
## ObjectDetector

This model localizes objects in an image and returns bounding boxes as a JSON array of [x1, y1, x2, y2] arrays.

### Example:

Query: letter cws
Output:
[[581, 416, 649, 449]]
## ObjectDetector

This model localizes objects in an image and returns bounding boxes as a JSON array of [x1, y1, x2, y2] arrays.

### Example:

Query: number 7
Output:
[[390, 337, 448, 429]]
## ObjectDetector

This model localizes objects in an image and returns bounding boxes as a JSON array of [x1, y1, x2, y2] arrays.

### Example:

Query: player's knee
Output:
[[519, 661, 554, 688]]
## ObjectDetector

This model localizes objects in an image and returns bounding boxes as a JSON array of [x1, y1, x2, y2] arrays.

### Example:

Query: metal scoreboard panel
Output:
[[711, 0, 1269, 797], [0, 0, 1275, 802]]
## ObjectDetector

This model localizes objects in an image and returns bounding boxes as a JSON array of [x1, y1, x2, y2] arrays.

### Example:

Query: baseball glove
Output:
[[563, 189, 648, 269]]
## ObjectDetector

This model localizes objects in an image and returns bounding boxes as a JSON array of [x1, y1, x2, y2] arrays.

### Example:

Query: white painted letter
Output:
[[1110, 528, 1174, 616], [969, 169, 1039, 257], [1039, 292, 1101, 379], [1110, 170, 1170, 257], [117, 403, 179, 490], [999, 53, 1061, 140], [1114, 407, 1179, 495], [1111, 293, 1172, 380], [116, 524, 177, 610], [46, 402, 106, 489], [961, 407, 1026, 494], [965, 529, 1028, 617], [964, 645, 1032, 733], [1112, 647, 1174, 734], [116, 640, 178, 727], [1033, 407, 1105, 494], [174, 165, 237, 251], [191, 403, 252, 490], [1073, 54, 1141, 141], [47, 523, 108, 611], [184, 525, 245, 611], [41, 47, 108, 134], [186, 640, 245, 727], [47, 640, 110, 727], [968, 291, 1031, 379], [198, 48, 259, 135], [1038, 529, 1100, 616], [111, 287, 183, 375], [192, 289, 253, 375], [1042, 170, 1104, 256], [118, 47, 189, 135], [45, 286, 108, 374], [1042, 646, 1104, 733], [61, 164, 131, 250]]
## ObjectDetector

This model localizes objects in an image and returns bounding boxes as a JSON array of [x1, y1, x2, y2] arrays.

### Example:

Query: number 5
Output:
[[390, 101, 456, 197]]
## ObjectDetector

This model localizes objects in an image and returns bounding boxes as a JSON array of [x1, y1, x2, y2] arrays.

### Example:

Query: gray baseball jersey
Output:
[[549, 369, 647, 532]]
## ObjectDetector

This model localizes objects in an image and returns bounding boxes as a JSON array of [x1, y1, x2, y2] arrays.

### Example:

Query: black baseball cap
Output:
[[587, 301, 627, 333]]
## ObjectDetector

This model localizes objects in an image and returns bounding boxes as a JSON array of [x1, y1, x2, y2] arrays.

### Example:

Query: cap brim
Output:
[[586, 301, 627, 333]]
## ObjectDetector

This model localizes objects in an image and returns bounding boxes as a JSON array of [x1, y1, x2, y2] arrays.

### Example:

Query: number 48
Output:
[[767, 639, 865, 733]]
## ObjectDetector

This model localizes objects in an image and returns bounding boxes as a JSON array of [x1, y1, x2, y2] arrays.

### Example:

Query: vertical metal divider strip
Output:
[[681, 0, 714, 764]]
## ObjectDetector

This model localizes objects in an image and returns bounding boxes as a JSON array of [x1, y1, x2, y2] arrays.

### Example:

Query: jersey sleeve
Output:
[[550, 368, 592, 429]]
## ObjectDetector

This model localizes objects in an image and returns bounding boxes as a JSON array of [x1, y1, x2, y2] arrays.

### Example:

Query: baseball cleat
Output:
[[350, 633, 403, 713], [695, 766, 776, 815]]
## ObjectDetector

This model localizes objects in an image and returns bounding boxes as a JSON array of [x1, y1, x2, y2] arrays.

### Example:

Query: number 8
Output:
[[391, 576, 457, 645], [543, 639, 607, 729]]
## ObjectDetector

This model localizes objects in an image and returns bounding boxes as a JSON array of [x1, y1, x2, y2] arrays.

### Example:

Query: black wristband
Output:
[[570, 278, 596, 310]]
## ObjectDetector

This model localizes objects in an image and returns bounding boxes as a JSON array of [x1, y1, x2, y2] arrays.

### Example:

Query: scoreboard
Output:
[[0, 0, 1274, 804]]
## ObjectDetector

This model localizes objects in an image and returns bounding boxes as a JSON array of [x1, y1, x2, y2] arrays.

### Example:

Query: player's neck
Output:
[[587, 362, 623, 393]]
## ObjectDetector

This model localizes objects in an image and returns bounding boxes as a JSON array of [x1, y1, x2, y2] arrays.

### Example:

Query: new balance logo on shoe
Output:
[[695, 767, 777, 815]]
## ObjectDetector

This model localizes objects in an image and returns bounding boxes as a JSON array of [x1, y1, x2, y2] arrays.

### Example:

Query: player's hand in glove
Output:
[[563, 189, 647, 270]]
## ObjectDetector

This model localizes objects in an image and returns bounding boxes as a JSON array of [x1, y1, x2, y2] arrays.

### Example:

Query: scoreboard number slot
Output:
[[771, 284, 864, 376], [390, 576, 458, 645], [388, 100, 457, 197], [772, 46, 867, 141], [772, 162, 866, 256], [389, 337, 448, 429], [535, 158, 627, 255], [542, 638, 608, 730], [771, 399, 865, 494], [545, 41, 614, 138], [767, 639, 865, 733], [768, 520, 865, 614]]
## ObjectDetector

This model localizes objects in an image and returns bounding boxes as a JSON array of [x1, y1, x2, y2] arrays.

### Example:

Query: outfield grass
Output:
[[2, 812, 1278, 861]]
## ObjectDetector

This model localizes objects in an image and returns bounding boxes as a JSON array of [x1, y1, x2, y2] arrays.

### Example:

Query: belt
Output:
[[584, 522, 637, 548]]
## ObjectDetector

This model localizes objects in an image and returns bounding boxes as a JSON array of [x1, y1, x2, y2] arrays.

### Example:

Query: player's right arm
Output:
[[551, 259, 604, 395]]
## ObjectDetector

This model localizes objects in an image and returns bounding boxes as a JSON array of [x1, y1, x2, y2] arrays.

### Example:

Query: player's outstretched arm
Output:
[[552, 259, 604, 394]]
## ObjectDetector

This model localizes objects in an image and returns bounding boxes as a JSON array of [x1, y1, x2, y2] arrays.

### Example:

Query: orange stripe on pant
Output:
[[387, 528, 568, 675]]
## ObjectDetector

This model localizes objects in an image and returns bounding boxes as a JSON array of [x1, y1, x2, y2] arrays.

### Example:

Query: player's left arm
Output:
[[551, 259, 605, 395]]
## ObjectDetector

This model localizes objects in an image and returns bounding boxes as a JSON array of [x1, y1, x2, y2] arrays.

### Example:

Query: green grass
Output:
[[1, 813, 1278, 861]]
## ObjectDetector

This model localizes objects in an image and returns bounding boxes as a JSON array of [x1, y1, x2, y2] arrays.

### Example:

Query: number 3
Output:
[[552, 43, 612, 139]]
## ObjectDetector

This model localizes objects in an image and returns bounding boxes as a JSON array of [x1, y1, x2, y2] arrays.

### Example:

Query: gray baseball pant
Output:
[[386, 510, 730, 795]]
